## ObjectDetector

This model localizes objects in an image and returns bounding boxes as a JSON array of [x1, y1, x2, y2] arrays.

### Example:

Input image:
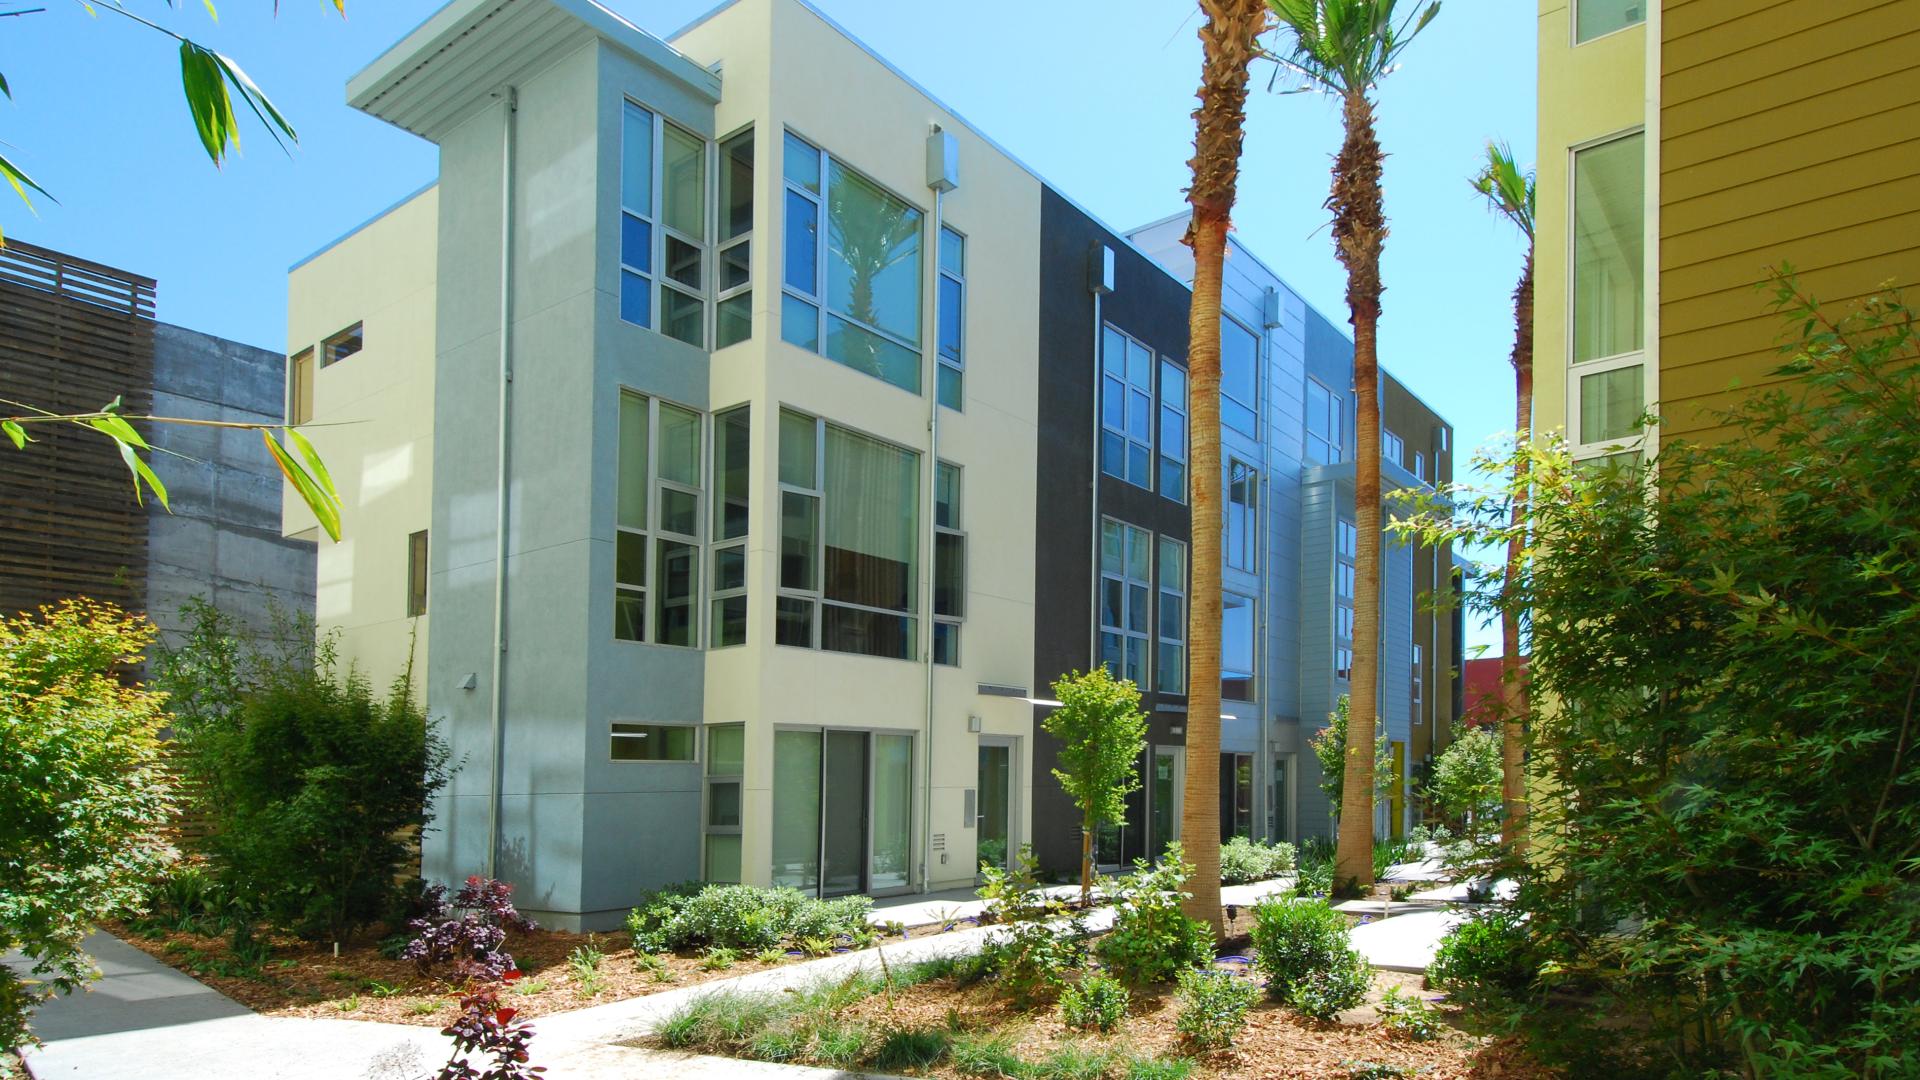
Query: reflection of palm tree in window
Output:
[[828, 173, 921, 378]]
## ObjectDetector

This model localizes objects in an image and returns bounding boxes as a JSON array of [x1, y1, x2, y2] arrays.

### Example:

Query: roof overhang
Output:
[[347, 0, 721, 141]]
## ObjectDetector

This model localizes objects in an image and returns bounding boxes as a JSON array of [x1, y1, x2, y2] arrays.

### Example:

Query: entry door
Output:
[[821, 730, 869, 896], [1149, 746, 1184, 860], [976, 740, 1013, 875]]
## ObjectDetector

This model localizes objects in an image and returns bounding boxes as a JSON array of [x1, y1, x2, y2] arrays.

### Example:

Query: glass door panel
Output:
[[821, 730, 869, 895], [1150, 746, 1183, 860], [870, 734, 912, 891], [772, 731, 822, 891], [977, 743, 1011, 874]]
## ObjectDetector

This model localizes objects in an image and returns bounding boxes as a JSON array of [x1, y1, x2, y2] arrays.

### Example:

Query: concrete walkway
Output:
[[1349, 909, 1471, 973]]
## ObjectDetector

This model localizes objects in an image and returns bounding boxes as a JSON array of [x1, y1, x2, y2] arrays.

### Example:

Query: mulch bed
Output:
[[103, 918, 958, 1028]]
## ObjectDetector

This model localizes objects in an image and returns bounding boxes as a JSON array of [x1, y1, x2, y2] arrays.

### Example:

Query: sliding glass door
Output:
[[772, 727, 913, 897]]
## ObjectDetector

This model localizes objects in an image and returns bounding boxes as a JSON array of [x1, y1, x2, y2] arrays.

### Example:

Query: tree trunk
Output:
[[1178, 0, 1265, 938], [1500, 246, 1535, 854], [1332, 90, 1387, 892], [1081, 817, 1095, 908]]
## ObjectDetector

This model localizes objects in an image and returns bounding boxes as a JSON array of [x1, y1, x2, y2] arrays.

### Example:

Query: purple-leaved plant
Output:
[[404, 876, 538, 983]]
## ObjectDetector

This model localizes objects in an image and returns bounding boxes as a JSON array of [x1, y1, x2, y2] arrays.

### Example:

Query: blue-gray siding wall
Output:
[[1296, 471, 1338, 838], [146, 323, 315, 647]]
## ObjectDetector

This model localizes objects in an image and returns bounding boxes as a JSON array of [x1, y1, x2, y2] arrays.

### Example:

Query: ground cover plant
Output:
[[1402, 279, 1920, 1076], [1219, 836, 1296, 885]]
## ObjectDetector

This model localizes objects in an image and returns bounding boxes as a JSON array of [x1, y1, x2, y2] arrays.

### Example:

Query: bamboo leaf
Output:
[[2, 420, 27, 449], [0, 147, 54, 211], [179, 41, 236, 162], [262, 430, 341, 541], [88, 413, 150, 450], [285, 426, 338, 501], [208, 48, 297, 155], [116, 439, 170, 511]]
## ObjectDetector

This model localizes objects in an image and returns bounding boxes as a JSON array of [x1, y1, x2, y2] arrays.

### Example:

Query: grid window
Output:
[[321, 323, 362, 367], [1335, 518, 1357, 681], [1159, 360, 1187, 502], [1226, 459, 1258, 572], [933, 461, 964, 665], [1223, 593, 1255, 701], [777, 409, 922, 661], [1099, 519, 1152, 686], [1156, 536, 1186, 695], [1383, 429, 1405, 469], [406, 529, 429, 618], [621, 102, 734, 349], [287, 347, 314, 425], [711, 405, 750, 647], [704, 724, 744, 882], [1221, 316, 1258, 436], [781, 132, 925, 394], [1306, 378, 1343, 464], [1100, 325, 1155, 490], [937, 228, 964, 411], [610, 722, 697, 762], [620, 102, 658, 330], [614, 392, 710, 647], [716, 128, 755, 349]]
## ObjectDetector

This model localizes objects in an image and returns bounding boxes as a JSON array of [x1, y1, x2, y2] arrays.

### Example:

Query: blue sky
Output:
[[2, 0, 1535, 652]]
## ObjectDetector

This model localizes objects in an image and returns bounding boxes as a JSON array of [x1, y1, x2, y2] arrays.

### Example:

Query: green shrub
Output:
[[157, 602, 452, 942], [1125, 1057, 1195, 1080], [1, 601, 177, 1049], [986, 919, 1084, 1006], [625, 882, 872, 953], [1249, 897, 1371, 1018], [1058, 971, 1128, 1032], [1173, 968, 1258, 1049], [1376, 985, 1442, 1041], [1425, 909, 1536, 1008], [872, 1026, 950, 1071], [1094, 844, 1213, 987], [977, 843, 1059, 924], [1220, 836, 1297, 884], [1292, 837, 1335, 899]]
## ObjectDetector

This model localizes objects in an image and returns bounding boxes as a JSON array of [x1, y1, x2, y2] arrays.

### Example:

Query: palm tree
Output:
[[1469, 141, 1535, 855], [1267, 0, 1439, 891], [1179, 0, 1270, 938]]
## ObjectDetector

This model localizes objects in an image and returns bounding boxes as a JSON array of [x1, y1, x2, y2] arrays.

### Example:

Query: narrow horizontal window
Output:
[[610, 722, 696, 762]]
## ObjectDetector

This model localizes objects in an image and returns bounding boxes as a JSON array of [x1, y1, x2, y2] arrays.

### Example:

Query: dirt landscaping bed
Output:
[[104, 917, 957, 1028]]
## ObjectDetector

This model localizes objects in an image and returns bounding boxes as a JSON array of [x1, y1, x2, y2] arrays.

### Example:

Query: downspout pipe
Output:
[[485, 85, 519, 881], [920, 126, 957, 893]]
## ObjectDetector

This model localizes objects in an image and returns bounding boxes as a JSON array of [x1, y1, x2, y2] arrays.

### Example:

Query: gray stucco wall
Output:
[[145, 323, 315, 647]]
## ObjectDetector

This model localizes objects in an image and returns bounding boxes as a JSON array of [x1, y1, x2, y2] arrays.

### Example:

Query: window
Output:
[[711, 406, 750, 647], [321, 323, 362, 367], [705, 725, 743, 882], [1159, 360, 1187, 502], [1100, 325, 1154, 489], [610, 722, 697, 762], [406, 530, 429, 617], [1226, 459, 1258, 572], [1224, 753, 1254, 840], [1575, 0, 1643, 43], [1220, 316, 1258, 436], [621, 102, 728, 349], [1382, 429, 1405, 469], [1156, 537, 1186, 695], [937, 228, 964, 410], [614, 392, 707, 647], [933, 461, 964, 665], [1335, 518, 1357, 681], [777, 409, 921, 660], [1411, 642, 1424, 721], [782, 132, 924, 393], [1572, 131, 1646, 453], [287, 348, 314, 425], [1412, 451, 1426, 482], [716, 129, 755, 349], [1099, 519, 1151, 686], [1223, 593, 1255, 701], [1306, 378, 1343, 464]]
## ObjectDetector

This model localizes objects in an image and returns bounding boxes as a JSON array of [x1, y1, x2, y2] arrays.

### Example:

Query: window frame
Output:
[[1566, 127, 1651, 461], [406, 529, 429, 618], [1158, 358, 1188, 504], [937, 226, 965, 411], [1222, 591, 1257, 701], [714, 125, 755, 350], [1382, 429, 1405, 470], [1099, 518, 1153, 687], [1219, 314, 1260, 437], [1226, 458, 1258, 572], [933, 460, 964, 666], [1571, 0, 1645, 46], [709, 404, 751, 648], [320, 323, 362, 367], [614, 389, 709, 649], [702, 724, 744, 882], [287, 347, 314, 425], [609, 721, 699, 763], [1155, 535, 1186, 695], [1305, 376, 1344, 465], [620, 100, 722, 350], [1334, 518, 1357, 681], [779, 130, 927, 395], [1100, 324, 1157, 491]]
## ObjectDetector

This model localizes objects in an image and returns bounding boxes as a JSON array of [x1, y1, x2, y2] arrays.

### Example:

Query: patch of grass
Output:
[[950, 1030, 1024, 1077], [360, 979, 404, 998], [407, 999, 440, 1016], [656, 990, 783, 1050], [510, 977, 548, 996], [1341, 1062, 1423, 1080], [872, 1026, 951, 1071], [334, 994, 361, 1013], [1028, 1042, 1117, 1080], [748, 1025, 808, 1062], [810, 1020, 868, 1069], [1125, 1057, 1195, 1080]]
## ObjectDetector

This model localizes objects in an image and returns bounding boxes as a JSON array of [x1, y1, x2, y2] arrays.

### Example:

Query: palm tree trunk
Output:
[[1500, 247, 1534, 854], [1179, 0, 1265, 938], [1333, 89, 1386, 892]]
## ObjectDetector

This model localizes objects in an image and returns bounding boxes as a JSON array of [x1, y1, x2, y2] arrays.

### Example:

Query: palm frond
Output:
[[1470, 139, 1535, 239], [1264, 0, 1439, 95]]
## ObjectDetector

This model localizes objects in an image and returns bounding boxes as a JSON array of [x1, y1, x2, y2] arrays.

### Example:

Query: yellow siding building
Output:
[[1535, 0, 1920, 456]]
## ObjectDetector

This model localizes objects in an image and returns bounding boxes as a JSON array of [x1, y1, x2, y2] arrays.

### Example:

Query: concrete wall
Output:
[[147, 324, 315, 646]]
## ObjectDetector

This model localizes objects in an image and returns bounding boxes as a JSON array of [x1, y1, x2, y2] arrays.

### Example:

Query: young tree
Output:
[[1308, 695, 1389, 826], [0, 600, 176, 1049], [1425, 723, 1501, 875], [1267, 0, 1439, 892], [1468, 141, 1536, 855], [1043, 668, 1150, 908], [1179, 0, 1270, 939]]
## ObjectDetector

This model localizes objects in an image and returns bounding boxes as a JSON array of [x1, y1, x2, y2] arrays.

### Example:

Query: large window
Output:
[[1226, 459, 1258, 572], [934, 461, 965, 665], [1221, 316, 1258, 436], [1223, 593, 1255, 701], [621, 105, 753, 350], [1306, 378, 1343, 464], [1575, 0, 1643, 43], [711, 406, 750, 647], [1159, 360, 1188, 502], [1101, 325, 1155, 490], [937, 228, 964, 410], [777, 410, 921, 660], [1335, 518, 1357, 681], [782, 132, 924, 393], [1156, 537, 1186, 695], [1100, 519, 1152, 686], [1572, 131, 1646, 453], [615, 392, 708, 647], [716, 130, 754, 349], [1382, 429, 1405, 470], [705, 725, 743, 882]]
